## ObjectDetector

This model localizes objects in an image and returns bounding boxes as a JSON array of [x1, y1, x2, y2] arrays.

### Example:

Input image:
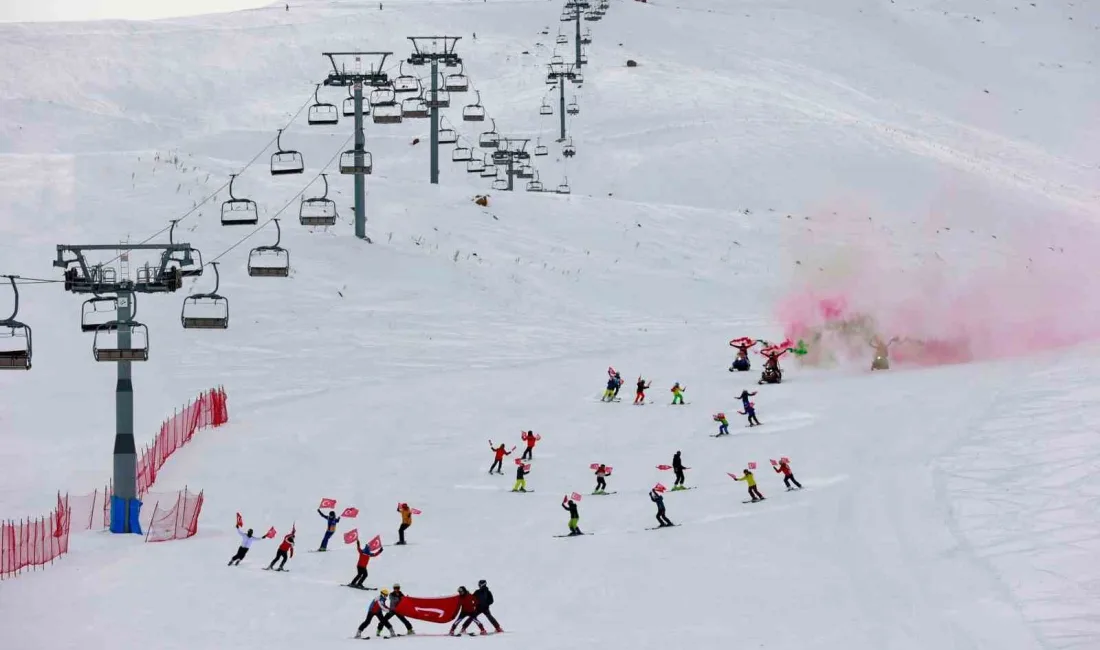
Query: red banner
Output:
[[319, 498, 337, 509], [393, 594, 462, 624]]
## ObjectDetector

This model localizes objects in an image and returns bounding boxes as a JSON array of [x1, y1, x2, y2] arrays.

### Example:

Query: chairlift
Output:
[[181, 262, 229, 330], [581, 30, 592, 45], [369, 86, 397, 107], [584, 11, 600, 21], [526, 171, 544, 192], [343, 87, 369, 118], [0, 276, 31, 370], [567, 98, 580, 115], [439, 127, 458, 145], [517, 165, 535, 179], [270, 129, 305, 176], [452, 147, 474, 162], [556, 177, 572, 194], [221, 174, 259, 226], [534, 141, 548, 156], [93, 320, 149, 362], [466, 158, 485, 173], [426, 85, 451, 108], [556, 34, 568, 45], [551, 55, 565, 66], [560, 10, 573, 21], [393, 62, 420, 94], [247, 219, 290, 278], [563, 139, 577, 157], [574, 71, 585, 85], [444, 64, 469, 92], [539, 99, 553, 116], [492, 150, 511, 165], [167, 219, 203, 277], [300, 174, 338, 227], [546, 73, 558, 86], [401, 95, 429, 119], [480, 159, 498, 178], [81, 295, 119, 333], [307, 84, 339, 126], [492, 177, 509, 191], [339, 149, 373, 175], [372, 103, 404, 124], [478, 119, 500, 148], [462, 90, 486, 122]]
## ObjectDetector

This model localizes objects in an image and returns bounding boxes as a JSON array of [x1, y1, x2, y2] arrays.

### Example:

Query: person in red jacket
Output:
[[349, 538, 382, 588], [449, 586, 486, 636], [520, 431, 539, 461], [488, 442, 512, 474], [266, 532, 294, 571], [775, 458, 803, 490]]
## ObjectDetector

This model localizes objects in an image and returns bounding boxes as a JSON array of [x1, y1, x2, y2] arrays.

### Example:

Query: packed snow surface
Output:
[[1, 0, 1098, 649]]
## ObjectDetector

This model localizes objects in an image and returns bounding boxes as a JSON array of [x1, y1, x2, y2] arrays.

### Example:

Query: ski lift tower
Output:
[[407, 36, 463, 185], [321, 51, 393, 241], [52, 241, 194, 533], [494, 137, 532, 192], [546, 62, 579, 142], [564, 0, 590, 69]]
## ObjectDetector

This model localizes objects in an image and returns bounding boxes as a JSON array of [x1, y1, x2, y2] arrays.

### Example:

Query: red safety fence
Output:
[[145, 488, 205, 543], [0, 387, 228, 579]]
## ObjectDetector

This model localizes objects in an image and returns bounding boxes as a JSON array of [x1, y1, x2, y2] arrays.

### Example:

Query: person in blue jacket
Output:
[[317, 509, 340, 551], [650, 488, 673, 527], [737, 389, 760, 427]]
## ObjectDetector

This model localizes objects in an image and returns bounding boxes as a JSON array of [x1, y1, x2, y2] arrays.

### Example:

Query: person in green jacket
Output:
[[670, 382, 686, 405], [713, 412, 729, 436]]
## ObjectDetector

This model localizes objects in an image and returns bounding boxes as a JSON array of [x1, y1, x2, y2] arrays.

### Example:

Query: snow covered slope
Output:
[[1, 0, 1099, 649]]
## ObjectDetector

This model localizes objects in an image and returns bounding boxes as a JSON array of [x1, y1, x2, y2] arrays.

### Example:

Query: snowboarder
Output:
[[738, 389, 761, 426], [670, 382, 686, 405], [349, 537, 383, 588], [227, 526, 264, 566], [355, 589, 397, 638], [870, 336, 900, 370], [671, 451, 687, 490], [316, 508, 340, 551], [521, 430, 539, 460], [562, 496, 582, 535], [594, 464, 609, 494], [634, 376, 651, 404], [488, 442, 512, 474], [462, 579, 502, 634], [397, 503, 413, 545], [729, 337, 757, 371], [713, 412, 730, 436], [383, 583, 416, 635], [267, 531, 294, 570], [774, 458, 803, 490], [650, 488, 673, 527], [732, 468, 765, 502], [512, 462, 530, 492], [449, 586, 486, 636]]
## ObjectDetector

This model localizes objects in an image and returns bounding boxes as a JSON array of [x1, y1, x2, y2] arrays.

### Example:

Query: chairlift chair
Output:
[[517, 165, 535, 179], [563, 139, 577, 157], [480, 159, 498, 178], [546, 73, 558, 86], [343, 87, 369, 118], [81, 295, 120, 333], [247, 219, 290, 278], [526, 171, 544, 192], [372, 104, 404, 124], [426, 86, 451, 108], [439, 127, 459, 145], [462, 90, 486, 122], [539, 100, 553, 116], [478, 119, 500, 148], [534, 139, 549, 156], [339, 149, 373, 175], [369, 86, 397, 107], [401, 96, 429, 119], [581, 31, 592, 45], [181, 262, 229, 330], [551, 55, 565, 66], [466, 158, 486, 174], [167, 219, 203, 277], [270, 129, 305, 176], [556, 34, 568, 45], [567, 99, 580, 115], [300, 174, 338, 227], [574, 71, 585, 85], [221, 174, 259, 226], [492, 177, 509, 191], [452, 147, 474, 162], [560, 10, 573, 21], [0, 276, 31, 370], [307, 84, 339, 126], [556, 177, 572, 194], [444, 64, 470, 92], [584, 11, 600, 21], [93, 321, 149, 362], [393, 63, 420, 93]]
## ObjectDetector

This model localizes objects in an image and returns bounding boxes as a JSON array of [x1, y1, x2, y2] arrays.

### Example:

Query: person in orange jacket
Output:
[[449, 586, 486, 636], [266, 531, 294, 571], [488, 441, 512, 474], [397, 503, 413, 545]]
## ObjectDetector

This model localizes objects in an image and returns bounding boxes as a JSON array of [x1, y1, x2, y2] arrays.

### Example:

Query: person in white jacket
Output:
[[355, 589, 397, 638], [228, 526, 264, 566]]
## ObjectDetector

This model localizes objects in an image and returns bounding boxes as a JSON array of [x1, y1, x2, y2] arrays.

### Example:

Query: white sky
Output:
[[0, 0, 275, 22]]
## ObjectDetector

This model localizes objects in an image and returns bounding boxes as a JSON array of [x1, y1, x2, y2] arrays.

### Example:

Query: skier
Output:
[[316, 508, 340, 551], [383, 583, 416, 635], [713, 412, 730, 436], [520, 430, 539, 460], [488, 442, 512, 474], [449, 586, 486, 636], [227, 526, 264, 566], [774, 458, 803, 490], [266, 531, 294, 570], [737, 389, 761, 426], [650, 487, 673, 527], [729, 337, 757, 371], [562, 496, 582, 535], [355, 589, 397, 638], [732, 468, 765, 502], [512, 462, 530, 492], [601, 374, 619, 402], [349, 537, 383, 588], [397, 503, 413, 545], [634, 376, 651, 404], [870, 336, 900, 370], [462, 579, 502, 634], [670, 382, 686, 405], [593, 464, 609, 494], [611, 371, 624, 399], [671, 451, 687, 490]]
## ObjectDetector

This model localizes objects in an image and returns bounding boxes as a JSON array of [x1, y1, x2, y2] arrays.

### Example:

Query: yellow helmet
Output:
[[380, 588, 390, 597]]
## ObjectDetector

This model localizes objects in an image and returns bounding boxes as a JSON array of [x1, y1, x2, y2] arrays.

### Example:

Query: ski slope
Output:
[[1, 0, 1099, 648]]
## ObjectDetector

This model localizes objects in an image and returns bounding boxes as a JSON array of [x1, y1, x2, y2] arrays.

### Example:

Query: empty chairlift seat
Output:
[[444, 64, 469, 92], [300, 174, 338, 227], [0, 275, 31, 370], [307, 84, 339, 126], [181, 263, 229, 329], [452, 147, 474, 162], [478, 119, 500, 149], [401, 96, 429, 119], [247, 219, 290, 278], [463, 91, 486, 122], [270, 129, 305, 176], [81, 296, 119, 332], [439, 127, 458, 145], [339, 150, 373, 175], [92, 321, 149, 362]]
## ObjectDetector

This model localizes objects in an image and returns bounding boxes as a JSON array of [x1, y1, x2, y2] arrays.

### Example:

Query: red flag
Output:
[[344, 529, 359, 544], [411, 508, 422, 515], [589, 463, 600, 470], [236, 512, 243, 528], [263, 526, 276, 539], [605, 467, 613, 475], [654, 483, 666, 493], [748, 462, 757, 470], [571, 492, 583, 501], [770, 459, 778, 466], [514, 458, 524, 465], [393, 594, 462, 624], [727, 472, 739, 480], [341, 507, 359, 518], [319, 498, 337, 509], [368, 534, 383, 553], [523, 464, 531, 472], [656, 464, 672, 470]]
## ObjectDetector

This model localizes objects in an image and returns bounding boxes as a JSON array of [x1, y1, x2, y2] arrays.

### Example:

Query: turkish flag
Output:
[[748, 462, 757, 470], [654, 483, 666, 492], [263, 526, 276, 539], [236, 512, 243, 528], [319, 498, 337, 509], [571, 492, 583, 501], [341, 507, 359, 518], [344, 529, 359, 544], [411, 508, 422, 515], [368, 534, 383, 553], [393, 594, 463, 624], [656, 465, 672, 470]]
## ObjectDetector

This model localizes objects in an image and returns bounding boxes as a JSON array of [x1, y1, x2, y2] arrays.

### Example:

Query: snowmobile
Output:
[[871, 355, 889, 370], [758, 366, 782, 385]]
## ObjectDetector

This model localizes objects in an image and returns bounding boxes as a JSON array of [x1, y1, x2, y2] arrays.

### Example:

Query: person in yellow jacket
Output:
[[670, 382, 686, 405], [397, 503, 413, 545], [732, 468, 765, 502]]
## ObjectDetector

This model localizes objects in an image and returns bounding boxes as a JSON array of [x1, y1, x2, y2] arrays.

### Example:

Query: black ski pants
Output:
[[383, 611, 414, 632], [673, 468, 685, 486], [452, 614, 485, 634], [358, 610, 393, 634], [521, 446, 533, 460], [784, 474, 802, 489], [268, 549, 288, 570], [746, 410, 760, 426], [748, 485, 764, 500], [462, 608, 499, 632], [350, 566, 369, 587], [398, 523, 409, 544], [228, 546, 249, 565], [595, 477, 607, 491], [656, 510, 673, 526], [489, 459, 503, 473]]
